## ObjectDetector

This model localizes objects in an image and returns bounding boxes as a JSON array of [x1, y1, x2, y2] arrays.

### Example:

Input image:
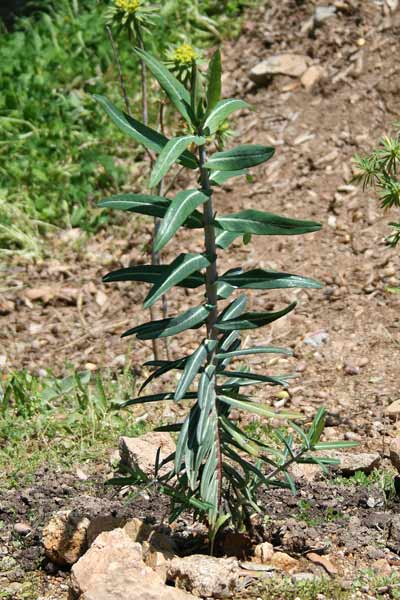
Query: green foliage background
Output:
[[0, 0, 254, 252]]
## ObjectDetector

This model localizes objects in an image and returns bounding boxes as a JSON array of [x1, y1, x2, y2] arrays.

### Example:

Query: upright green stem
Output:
[[198, 144, 218, 341], [198, 142, 222, 511]]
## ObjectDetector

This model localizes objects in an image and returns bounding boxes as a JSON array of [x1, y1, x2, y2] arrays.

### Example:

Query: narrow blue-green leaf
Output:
[[216, 281, 236, 300], [218, 294, 248, 322], [216, 346, 292, 360], [103, 264, 203, 288], [206, 49, 222, 114], [215, 302, 296, 331], [210, 169, 248, 186], [216, 210, 322, 236], [204, 99, 250, 135], [219, 269, 322, 290], [134, 47, 194, 125], [218, 394, 298, 419], [154, 423, 183, 433], [122, 304, 210, 340], [175, 411, 191, 472], [150, 135, 204, 188], [175, 339, 217, 401], [94, 95, 197, 168], [308, 407, 326, 446], [139, 357, 187, 393], [221, 370, 286, 385], [144, 253, 209, 309], [98, 194, 203, 229], [313, 441, 360, 451], [220, 415, 260, 456], [155, 189, 208, 253], [205, 144, 274, 171], [120, 391, 197, 409], [197, 365, 217, 444], [215, 229, 240, 249]]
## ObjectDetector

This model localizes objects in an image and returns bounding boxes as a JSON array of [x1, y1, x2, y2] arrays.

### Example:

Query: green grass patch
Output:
[[0, 366, 149, 489], [0, 0, 257, 255], [249, 571, 400, 600]]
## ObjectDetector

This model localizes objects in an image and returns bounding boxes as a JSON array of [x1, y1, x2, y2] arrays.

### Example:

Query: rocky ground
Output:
[[1, 0, 400, 598]]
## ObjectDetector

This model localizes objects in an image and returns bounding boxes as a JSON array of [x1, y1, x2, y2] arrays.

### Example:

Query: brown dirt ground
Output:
[[1, 0, 400, 597]]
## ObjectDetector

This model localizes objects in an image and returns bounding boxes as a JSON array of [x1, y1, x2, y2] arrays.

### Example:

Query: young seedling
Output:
[[96, 49, 357, 543]]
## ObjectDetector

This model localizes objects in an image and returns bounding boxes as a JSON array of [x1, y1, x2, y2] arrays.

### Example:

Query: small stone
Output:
[[385, 400, 400, 419], [168, 555, 240, 598], [249, 54, 308, 85], [301, 66, 325, 91], [390, 438, 400, 473], [271, 552, 300, 573], [314, 5, 336, 24], [304, 331, 329, 348], [343, 364, 360, 376], [306, 553, 338, 576], [119, 432, 175, 477], [13, 522, 32, 536], [254, 542, 274, 563]]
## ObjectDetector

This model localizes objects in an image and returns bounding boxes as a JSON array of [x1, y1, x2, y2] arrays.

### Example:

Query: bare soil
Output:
[[1, 0, 400, 597]]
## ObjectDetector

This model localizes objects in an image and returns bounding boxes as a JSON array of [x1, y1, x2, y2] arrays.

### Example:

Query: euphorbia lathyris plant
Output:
[[95, 49, 357, 539]]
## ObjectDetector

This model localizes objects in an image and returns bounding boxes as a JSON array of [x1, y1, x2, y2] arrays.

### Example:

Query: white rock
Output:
[[119, 432, 175, 476], [304, 330, 329, 348], [250, 54, 308, 85], [314, 6, 336, 24], [168, 554, 240, 598]]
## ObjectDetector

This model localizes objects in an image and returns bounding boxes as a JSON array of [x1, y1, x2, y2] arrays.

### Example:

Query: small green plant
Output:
[[354, 124, 400, 251], [96, 48, 357, 542]]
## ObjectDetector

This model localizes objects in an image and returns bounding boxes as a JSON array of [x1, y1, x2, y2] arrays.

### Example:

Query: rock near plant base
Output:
[[168, 555, 240, 598], [119, 432, 175, 476], [70, 529, 192, 600], [43, 509, 125, 566]]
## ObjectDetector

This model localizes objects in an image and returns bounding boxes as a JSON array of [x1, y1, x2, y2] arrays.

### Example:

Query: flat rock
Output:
[[168, 554, 240, 598], [271, 552, 300, 573], [318, 452, 381, 476], [250, 54, 308, 85], [119, 432, 175, 476], [70, 529, 191, 600]]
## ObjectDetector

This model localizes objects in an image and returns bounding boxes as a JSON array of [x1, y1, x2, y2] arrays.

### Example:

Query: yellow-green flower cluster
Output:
[[172, 44, 197, 66], [114, 0, 140, 13]]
